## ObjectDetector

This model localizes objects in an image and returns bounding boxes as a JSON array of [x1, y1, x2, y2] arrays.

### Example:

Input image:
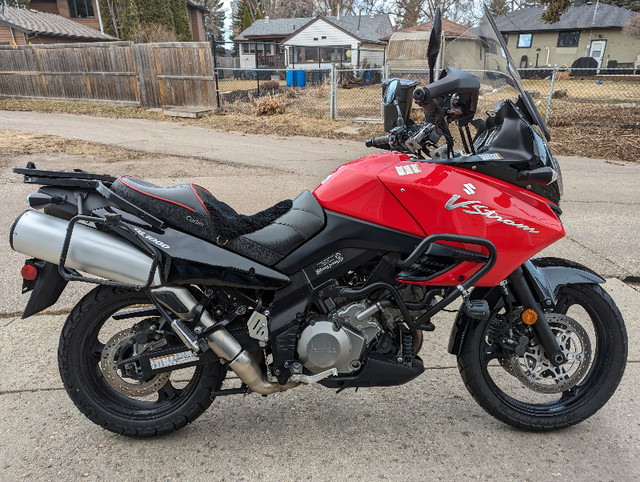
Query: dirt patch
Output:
[[548, 125, 640, 163], [1, 129, 279, 184]]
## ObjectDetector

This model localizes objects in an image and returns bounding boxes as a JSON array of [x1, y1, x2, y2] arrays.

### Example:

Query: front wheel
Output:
[[458, 284, 627, 431], [59, 286, 225, 437]]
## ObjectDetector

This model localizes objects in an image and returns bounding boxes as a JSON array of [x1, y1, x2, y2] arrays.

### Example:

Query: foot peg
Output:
[[463, 300, 491, 321], [171, 319, 209, 353], [290, 368, 338, 384]]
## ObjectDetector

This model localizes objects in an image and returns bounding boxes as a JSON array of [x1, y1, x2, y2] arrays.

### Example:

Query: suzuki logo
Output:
[[462, 183, 476, 195]]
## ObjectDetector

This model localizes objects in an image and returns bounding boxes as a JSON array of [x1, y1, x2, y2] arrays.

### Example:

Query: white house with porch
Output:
[[234, 14, 392, 70]]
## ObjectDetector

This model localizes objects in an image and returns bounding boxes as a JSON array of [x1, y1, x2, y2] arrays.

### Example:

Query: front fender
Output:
[[447, 257, 605, 356]]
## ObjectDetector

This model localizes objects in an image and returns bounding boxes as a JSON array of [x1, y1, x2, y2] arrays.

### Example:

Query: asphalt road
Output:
[[0, 111, 639, 481]]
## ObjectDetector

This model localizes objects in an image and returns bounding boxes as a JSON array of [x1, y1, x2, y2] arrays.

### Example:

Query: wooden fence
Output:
[[0, 41, 215, 109]]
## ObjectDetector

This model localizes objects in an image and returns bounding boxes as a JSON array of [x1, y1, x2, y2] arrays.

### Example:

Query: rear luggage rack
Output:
[[14, 163, 165, 230], [14, 163, 116, 185]]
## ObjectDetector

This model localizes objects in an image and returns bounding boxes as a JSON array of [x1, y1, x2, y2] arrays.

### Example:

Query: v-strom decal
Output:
[[445, 194, 540, 234]]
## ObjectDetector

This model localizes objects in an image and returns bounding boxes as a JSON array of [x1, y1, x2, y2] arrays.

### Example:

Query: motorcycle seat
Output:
[[111, 176, 325, 265]]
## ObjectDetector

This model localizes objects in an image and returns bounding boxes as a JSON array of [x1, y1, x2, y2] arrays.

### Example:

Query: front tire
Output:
[[59, 286, 225, 437], [458, 284, 627, 431]]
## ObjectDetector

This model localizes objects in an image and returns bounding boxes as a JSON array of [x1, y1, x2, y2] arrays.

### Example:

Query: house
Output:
[[187, 0, 208, 42], [0, 4, 116, 45], [0, 1, 208, 46], [383, 18, 480, 70], [494, 2, 640, 69], [234, 14, 392, 69]]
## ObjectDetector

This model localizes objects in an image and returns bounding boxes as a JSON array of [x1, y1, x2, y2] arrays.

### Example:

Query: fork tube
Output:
[[509, 267, 565, 366]]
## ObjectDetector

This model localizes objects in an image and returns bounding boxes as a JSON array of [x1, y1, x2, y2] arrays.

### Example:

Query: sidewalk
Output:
[[1, 112, 639, 480]]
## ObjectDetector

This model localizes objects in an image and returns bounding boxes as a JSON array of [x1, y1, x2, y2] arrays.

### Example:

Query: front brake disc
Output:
[[508, 313, 592, 394]]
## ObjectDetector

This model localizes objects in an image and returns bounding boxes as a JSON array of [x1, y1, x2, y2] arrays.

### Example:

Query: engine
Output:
[[296, 301, 383, 375]]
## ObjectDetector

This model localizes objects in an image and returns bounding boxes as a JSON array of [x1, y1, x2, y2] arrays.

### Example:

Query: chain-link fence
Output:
[[334, 67, 384, 121], [208, 37, 640, 127]]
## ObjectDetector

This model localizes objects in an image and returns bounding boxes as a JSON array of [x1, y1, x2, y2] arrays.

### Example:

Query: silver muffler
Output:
[[10, 210, 161, 286], [152, 286, 298, 395]]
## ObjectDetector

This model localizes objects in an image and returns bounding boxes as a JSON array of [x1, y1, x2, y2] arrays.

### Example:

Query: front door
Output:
[[589, 40, 606, 70]]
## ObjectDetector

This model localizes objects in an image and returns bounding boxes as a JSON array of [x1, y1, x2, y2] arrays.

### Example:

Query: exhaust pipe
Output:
[[152, 286, 298, 395], [10, 210, 161, 286]]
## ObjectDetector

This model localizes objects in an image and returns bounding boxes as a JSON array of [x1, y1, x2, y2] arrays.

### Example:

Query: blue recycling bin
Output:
[[295, 70, 306, 87], [286, 70, 306, 87]]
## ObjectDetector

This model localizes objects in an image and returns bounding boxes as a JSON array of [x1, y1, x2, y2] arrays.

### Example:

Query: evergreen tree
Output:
[[204, 0, 226, 54], [242, 5, 252, 30], [171, 0, 193, 40], [600, 0, 640, 12], [103, 0, 140, 39], [1, 0, 30, 8], [138, 0, 175, 31], [232, 0, 248, 34]]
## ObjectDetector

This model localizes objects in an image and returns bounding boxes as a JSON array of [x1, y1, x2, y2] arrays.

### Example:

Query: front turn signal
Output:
[[521, 309, 538, 325]]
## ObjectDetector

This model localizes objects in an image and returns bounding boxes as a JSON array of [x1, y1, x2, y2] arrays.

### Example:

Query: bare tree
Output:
[[314, 0, 357, 16], [623, 12, 640, 38], [487, 0, 510, 17], [395, 0, 477, 30], [396, 0, 423, 28]]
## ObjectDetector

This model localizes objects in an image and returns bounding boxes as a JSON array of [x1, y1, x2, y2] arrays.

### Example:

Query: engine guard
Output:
[[447, 257, 605, 356]]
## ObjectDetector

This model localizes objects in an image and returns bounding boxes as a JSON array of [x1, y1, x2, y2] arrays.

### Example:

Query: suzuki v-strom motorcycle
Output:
[[10, 8, 627, 436]]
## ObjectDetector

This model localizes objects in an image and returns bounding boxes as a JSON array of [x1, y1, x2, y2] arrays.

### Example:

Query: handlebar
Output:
[[413, 86, 431, 104], [365, 136, 391, 150]]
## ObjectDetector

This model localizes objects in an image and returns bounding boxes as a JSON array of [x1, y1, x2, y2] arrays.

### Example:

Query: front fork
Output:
[[508, 267, 565, 366]]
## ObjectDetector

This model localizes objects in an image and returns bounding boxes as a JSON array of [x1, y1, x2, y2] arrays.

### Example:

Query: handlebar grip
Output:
[[413, 87, 430, 103], [365, 136, 391, 149]]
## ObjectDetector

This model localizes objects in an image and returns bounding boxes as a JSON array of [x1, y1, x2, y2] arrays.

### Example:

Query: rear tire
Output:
[[59, 286, 225, 437], [458, 284, 627, 431]]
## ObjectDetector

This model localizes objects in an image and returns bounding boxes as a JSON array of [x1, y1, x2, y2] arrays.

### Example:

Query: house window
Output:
[[241, 43, 273, 54], [517, 33, 532, 48], [502, 33, 509, 45], [557, 30, 580, 47], [298, 46, 351, 64], [68, 0, 94, 18]]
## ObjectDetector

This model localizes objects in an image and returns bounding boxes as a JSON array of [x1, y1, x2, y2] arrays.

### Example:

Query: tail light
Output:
[[21, 263, 39, 281]]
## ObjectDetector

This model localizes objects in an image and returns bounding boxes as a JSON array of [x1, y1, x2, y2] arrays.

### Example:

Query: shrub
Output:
[[260, 81, 280, 92], [254, 95, 286, 116]]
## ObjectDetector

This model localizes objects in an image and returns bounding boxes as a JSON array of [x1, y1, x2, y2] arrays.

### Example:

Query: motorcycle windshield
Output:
[[443, 7, 551, 141]]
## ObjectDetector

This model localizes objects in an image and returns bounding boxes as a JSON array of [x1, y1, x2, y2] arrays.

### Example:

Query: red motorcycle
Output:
[[10, 8, 626, 436]]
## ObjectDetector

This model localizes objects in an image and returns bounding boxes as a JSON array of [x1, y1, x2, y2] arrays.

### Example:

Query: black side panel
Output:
[[275, 211, 421, 275], [130, 226, 290, 290], [22, 262, 68, 318]]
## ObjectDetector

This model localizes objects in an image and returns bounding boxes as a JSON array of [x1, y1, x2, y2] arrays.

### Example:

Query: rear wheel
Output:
[[59, 286, 225, 437], [458, 284, 627, 431]]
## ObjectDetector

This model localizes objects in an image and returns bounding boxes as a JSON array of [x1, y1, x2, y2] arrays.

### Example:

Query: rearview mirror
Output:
[[381, 78, 419, 131], [384, 79, 399, 105]]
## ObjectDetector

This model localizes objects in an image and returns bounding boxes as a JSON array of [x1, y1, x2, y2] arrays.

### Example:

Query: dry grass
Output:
[[1, 96, 638, 163], [254, 95, 286, 116], [0, 128, 142, 159]]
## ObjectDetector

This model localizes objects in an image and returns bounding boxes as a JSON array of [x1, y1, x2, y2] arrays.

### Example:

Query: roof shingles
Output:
[[494, 3, 635, 32], [0, 6, 116, 41], [235, 14, 392, 43]]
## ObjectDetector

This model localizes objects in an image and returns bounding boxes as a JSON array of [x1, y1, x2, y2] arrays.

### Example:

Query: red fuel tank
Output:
[[314, 153, 565, 286]]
